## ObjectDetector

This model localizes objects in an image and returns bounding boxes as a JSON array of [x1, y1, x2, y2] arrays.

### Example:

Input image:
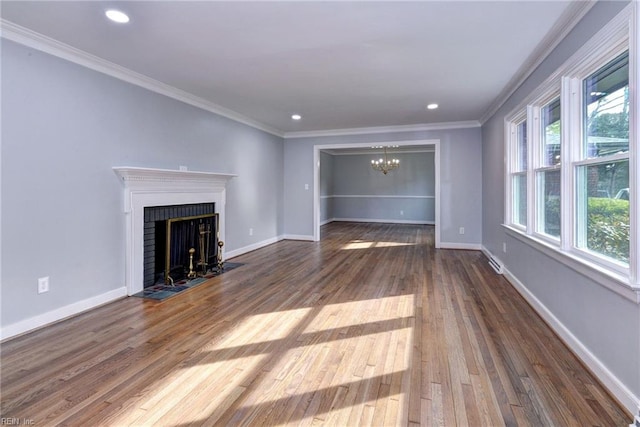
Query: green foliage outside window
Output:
[[544, 198, 561, 237], [545, 197, 629, 263], [587, 197, 630, 263]]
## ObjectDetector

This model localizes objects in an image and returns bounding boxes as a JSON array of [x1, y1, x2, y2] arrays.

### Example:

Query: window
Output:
[[536, 97, 561, 239], [511, 119, 528, 228], [504, 5, 636, 290], [575, 51, 629, 265]]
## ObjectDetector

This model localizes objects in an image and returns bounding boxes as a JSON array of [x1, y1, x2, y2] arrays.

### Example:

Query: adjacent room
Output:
[[1, 1, 638, 425]]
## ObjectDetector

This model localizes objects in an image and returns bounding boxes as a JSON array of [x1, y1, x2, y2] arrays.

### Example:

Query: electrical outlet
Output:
[[249, 228, 254, 236], [38, 276, 49, 294], [459, 227, 465, 235], [400, 210, 404, 216], [304, 184, 309, 190], [503, 242, 507, 253], [179, 165, 188, 171]]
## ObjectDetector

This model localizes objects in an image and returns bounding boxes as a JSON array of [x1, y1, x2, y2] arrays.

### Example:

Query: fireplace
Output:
[[113, 167, 235, 295], [144, 203, 218, 287]]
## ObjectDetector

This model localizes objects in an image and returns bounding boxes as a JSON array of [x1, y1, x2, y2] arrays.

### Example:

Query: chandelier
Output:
[[371, 146, 400, 175]]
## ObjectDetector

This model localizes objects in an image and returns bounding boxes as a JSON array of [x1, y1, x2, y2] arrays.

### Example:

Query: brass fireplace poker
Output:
[[197, 223, 211, 274], [215, 215, 224, 272], [187, 248, 197, 279], [217, 239, 225, 271]]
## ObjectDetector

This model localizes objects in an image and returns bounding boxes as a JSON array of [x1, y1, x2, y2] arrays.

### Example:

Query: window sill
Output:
[[502, 224, 640, 303]]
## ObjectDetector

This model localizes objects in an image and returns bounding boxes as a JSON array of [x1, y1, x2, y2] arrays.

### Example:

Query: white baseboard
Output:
[[320, 218, 335, 226], [0, 287, 127, 341], [439, 242, 482, 250], [282, 234, 315, 241], [224, 234, 313, 259], [492, 259, 640, 416], [481, 245, 492, 259], [224, 234, 315, 260], [225, 236, 283, 260], [332, 217, 434, 225]]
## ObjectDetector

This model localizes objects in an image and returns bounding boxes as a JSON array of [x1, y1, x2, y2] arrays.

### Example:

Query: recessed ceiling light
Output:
[[105, 9, 130, 24], [427, 103, 439, 110], [291, 114, 302, 120]]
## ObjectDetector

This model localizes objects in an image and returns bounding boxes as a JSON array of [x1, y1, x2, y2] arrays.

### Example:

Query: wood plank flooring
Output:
[[0, 222, 631, 426]]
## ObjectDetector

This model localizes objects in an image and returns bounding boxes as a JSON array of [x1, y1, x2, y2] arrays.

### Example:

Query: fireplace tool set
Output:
[[163, 212, 224, 286], [185, 223, 224, 282]]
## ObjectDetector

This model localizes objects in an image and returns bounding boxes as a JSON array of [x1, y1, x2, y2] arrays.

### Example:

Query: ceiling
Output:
[[1, 1, 583, 136]]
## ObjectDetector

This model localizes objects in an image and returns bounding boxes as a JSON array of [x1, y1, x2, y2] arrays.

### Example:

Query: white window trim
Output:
[[504, 225, 639, 302], [573, 152, 630, 167], [533, 167, 562, 246], [630, 0, 639, 286], [568, 50, 631, 276], [504, 112, 528, 230], [532, 89, 562, 243], [503, 3, 639, 300]]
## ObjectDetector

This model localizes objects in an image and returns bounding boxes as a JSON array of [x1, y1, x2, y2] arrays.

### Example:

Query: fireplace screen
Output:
[[143, 203, 217, 287], [165, 213, 218, 284]]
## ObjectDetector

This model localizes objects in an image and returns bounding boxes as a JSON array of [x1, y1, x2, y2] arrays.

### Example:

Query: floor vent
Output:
[[488, 255, 504, 274]]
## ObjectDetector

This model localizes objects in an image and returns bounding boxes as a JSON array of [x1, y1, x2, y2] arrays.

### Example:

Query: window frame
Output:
[[568, 48, 631, 274], [503, 3, 638, 299], [505, 113, 529, 231], [532, 91, 562, 244]]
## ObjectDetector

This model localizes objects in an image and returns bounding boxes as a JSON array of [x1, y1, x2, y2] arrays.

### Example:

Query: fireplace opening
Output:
[[144, 203, 218, 287]]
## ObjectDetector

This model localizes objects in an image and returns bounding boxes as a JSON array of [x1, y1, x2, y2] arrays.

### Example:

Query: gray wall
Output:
[[319, 151, 334, 223], [284, 127, 482, 245], [322, 151, 435, 223], [481, 0, 639, 406], [1, 39, 284, 328]]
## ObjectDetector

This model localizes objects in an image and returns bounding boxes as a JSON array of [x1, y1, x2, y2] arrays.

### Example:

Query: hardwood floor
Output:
[[0, 222, 631, 426]]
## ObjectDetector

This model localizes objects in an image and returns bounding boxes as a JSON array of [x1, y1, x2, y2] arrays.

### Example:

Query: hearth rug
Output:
[[132, 262, 245, 301]]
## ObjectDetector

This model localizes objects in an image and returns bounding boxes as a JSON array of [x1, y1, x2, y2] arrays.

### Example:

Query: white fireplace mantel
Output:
[[113, 167, 236, 295]]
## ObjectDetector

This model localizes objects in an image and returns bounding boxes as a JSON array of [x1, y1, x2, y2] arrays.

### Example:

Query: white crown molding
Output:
[[1, 1, 593, 141], [322, 146, 435, 155], [284, 120, 481, 139], [479, 0, 597, 125], [0, 19, 284, 138]]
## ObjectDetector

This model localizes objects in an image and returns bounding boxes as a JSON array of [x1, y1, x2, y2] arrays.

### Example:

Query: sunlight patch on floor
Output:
[[234, 307, 314, 340], [234, 329, 413, 425], [116, 307, 315, 424], [118, 296, 415, 425], [300, 294, 415, 334], [182, 295, 414, 425], [374, 241, 415, 248], [341, 240, 417, 250], [342, 240, 374, 250]]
